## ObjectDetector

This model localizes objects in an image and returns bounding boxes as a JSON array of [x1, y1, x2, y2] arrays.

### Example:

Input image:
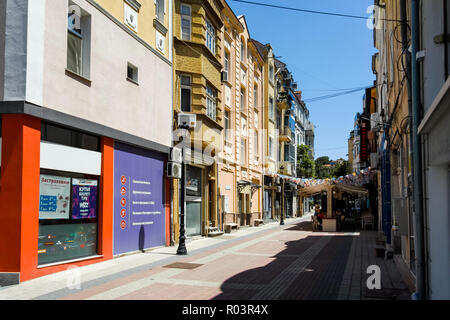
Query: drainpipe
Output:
[[444, 0, 449, 80], [411, 0, 426, 300]]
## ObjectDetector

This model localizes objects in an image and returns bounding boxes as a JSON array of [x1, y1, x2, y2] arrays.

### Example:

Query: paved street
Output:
[[0, 215, 411, 300]]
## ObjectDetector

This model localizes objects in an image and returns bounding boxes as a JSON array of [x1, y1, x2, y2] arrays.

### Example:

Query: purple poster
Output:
[[113, 142, 166, 255], [71, 179, 98, 219]]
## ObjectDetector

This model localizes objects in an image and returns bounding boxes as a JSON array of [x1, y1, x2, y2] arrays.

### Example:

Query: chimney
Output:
[[295, 90, 302, 101]]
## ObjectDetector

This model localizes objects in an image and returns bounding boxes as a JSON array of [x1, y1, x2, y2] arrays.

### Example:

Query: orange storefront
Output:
[[0, 114, 171, 284]]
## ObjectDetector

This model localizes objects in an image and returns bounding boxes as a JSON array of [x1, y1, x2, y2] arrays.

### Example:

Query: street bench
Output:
[[254, 219, 264, 227], [224, 223, 238, 233]]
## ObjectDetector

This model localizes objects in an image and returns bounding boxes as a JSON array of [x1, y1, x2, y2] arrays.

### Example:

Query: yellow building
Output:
[[96, 0, 171, 61], [172, 0, 224, 240]]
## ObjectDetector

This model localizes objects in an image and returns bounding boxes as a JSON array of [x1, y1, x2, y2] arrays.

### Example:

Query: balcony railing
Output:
[[279, 126, 292, 143]]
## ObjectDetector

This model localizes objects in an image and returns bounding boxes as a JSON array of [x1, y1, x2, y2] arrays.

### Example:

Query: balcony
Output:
[[278, 161, 292, 176], [277, 91, 289, 110], [279, 126, 292, 143]]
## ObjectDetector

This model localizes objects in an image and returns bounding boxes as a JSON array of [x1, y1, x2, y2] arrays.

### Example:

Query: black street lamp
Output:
[[279, 166, 285, 226], [177, 126, 189, 255]]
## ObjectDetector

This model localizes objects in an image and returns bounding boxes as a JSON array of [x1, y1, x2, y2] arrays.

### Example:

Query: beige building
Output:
[[218, 4, 265, 229]]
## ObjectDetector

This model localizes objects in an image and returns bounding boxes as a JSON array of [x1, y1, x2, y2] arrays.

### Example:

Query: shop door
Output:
[[186, 166, 202, 236]]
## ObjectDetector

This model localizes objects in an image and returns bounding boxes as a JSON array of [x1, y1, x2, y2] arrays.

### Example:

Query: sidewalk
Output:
[[0, 214, 411, 300]]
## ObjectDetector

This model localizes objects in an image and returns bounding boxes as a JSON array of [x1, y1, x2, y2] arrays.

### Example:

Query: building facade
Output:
[[172, 0, 224, 239], [218, 6, 265, 229], [0, 0, 173, 284]]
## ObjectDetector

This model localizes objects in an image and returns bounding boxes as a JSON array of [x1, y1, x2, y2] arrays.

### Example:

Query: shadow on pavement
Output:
[[211, 221, 354, 300]]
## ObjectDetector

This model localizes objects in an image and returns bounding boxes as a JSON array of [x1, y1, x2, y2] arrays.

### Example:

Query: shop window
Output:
[[38, 170, 99, 266], [186, 166, 201, 197], [41, 123, 100, 152]]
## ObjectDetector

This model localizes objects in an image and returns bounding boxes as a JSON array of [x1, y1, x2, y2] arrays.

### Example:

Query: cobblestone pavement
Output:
[[0, 216, 411, 300]]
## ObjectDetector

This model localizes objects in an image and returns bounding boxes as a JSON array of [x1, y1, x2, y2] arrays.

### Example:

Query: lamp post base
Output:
[[177, 245, 187, 255]]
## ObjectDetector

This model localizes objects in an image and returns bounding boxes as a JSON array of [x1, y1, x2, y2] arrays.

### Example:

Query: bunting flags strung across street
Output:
[[274, 168, 376, 189]]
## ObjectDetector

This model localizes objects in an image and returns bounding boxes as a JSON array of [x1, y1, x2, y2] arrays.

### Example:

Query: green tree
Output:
[[315, 156, 332, 179], [332, 158, 350, 177], [296, 144, 315, 178]]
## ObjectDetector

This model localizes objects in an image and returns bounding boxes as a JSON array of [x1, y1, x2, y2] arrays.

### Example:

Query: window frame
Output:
[[240, 39, 246, 62], [205, 18, 216, 54], [224, 109, 230, 141], [180, 74, 192, 112], [67, 4, 91, 79], [254, 84, 258, 109], [223, 51, 230, 82], [206, 84, 217, 121], [155, 0, 165, 24], [240, 87, 246, 113], [180, 3, 192, 41], [240, 137, 247, 165], [269, 96, 274, 121]]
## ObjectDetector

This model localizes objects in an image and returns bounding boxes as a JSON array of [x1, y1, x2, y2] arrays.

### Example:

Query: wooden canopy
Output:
[[298, 182, 369, 218]]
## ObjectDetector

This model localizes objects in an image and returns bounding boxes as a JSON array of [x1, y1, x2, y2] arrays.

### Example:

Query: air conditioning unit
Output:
[[169, 147, 182, 164], [221, 70, 228, 82], [178, 113, 196, 129], [167, 162, 182, 179]]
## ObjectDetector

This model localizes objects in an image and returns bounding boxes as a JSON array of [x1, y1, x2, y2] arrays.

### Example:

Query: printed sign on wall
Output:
[[71, 179, 98, 219], [113, 142, 166, 255], [39, 175, 71, 219]]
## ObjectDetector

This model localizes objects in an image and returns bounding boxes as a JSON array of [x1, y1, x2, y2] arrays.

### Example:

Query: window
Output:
[[240, 138, 247, 165], [240, 39, 245, 62], [67, 3, 91, 78], [206, 85, 217, 121], [254, 111, 258, 128], [254, 130, 258, 155], [38, 171, 99, 266], [127, 62, 138, 83], [240, 88, 246, 112], [155, 0, 165, 24], [180, 4, 191, 40], [254, 85, 258, 108], [269, 64, 274, 82], [205, 19, 215, 54], [41, 123, 100, 151], [223, 51, 230, 82], [224, 110, 230, 141], [180, 74, 191, 112], [269, 96, 274, 120], [269, 136, 274, 159]]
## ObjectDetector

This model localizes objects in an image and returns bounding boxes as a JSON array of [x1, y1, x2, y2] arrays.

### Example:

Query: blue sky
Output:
[[228, 0, 377, 160]]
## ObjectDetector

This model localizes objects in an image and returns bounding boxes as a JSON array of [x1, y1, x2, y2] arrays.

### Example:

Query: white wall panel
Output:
[[40, 141, 101, 175]]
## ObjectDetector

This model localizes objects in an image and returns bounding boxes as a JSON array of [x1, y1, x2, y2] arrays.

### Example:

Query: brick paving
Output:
[[0, 216, 411, 300]]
